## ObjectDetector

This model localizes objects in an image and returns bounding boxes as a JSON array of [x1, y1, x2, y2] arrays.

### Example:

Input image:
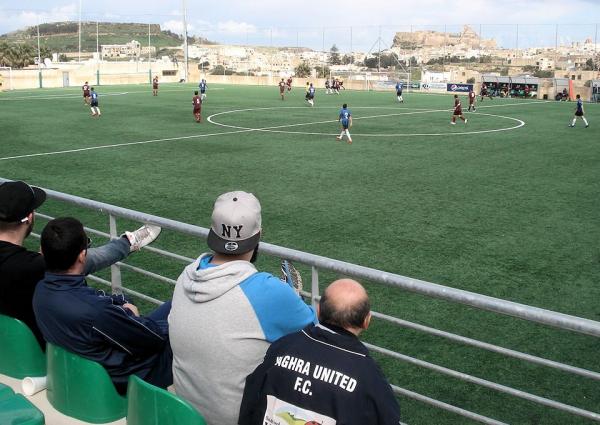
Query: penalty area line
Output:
[[0, 129, 253, 162]]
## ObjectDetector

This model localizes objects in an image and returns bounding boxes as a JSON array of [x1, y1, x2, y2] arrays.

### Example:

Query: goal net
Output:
[[332, 70, 411, 92]]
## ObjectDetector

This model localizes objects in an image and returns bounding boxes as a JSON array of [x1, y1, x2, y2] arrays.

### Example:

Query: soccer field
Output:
[[1, 83, 599, 423]]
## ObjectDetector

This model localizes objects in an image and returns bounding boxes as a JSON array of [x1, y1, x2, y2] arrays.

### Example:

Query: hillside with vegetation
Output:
[[0, 21, 216, 56]]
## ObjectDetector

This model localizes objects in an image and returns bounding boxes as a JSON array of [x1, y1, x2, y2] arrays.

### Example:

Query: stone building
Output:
[[392, 25, 496, 50]]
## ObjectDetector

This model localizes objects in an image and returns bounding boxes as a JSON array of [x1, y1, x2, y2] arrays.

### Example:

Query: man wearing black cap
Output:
[[169, 191, 317, 425], [0, 180, 161, 348]]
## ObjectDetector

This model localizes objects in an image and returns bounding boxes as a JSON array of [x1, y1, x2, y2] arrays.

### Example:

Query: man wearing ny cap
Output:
[[0, 180, 161, 349], [169, 191, 317, 425]]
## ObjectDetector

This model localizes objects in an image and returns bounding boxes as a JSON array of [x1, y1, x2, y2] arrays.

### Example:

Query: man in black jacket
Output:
[[33, 217, 172, 393], [239, 279, 400, 425], [0, 180, 160, 349]]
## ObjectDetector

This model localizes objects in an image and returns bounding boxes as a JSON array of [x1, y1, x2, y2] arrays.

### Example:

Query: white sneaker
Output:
[[450, 122, 456, 125], [464, 119, 468, 124], [280, 259, 303, 294], [125, 224, 161, 252], [336, 136, 341, 140]]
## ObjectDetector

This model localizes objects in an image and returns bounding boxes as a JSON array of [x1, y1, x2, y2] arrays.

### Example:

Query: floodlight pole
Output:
[[148, 23, 151, 63], [182, 0, 189, 82], [479, 23, 482, 53], [96, 21, 99, 58], [37, 21, 42, 88], [595, 23, 598, 55], [78, 0, 82, 62], [322, 27, 325, 78], [555, 24, 558, 71], [378, 26, 381, 72], [443, 24, 447, 73]]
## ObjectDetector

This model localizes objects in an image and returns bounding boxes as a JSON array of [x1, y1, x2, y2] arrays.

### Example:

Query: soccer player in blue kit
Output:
[[306, 83, 315, 107], [336, 103, 353, 144], [90, 87, 101, 117], [569, 94, 589, 128], [395, 81, 404, 103], [199, 79, 207, 101]]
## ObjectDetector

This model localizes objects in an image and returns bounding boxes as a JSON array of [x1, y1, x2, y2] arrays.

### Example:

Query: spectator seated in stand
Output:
[[239, 279, 401, 425], [0, 180, 159, 350], [32, 217, 171, 394], [169, 191, 316, 425]]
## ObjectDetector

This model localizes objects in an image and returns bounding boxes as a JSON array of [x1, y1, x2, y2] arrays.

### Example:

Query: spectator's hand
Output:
[[123, 303, 140, 317]]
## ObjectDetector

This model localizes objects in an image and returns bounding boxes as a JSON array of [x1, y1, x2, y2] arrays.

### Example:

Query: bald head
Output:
[[319, 279, 371, 334]]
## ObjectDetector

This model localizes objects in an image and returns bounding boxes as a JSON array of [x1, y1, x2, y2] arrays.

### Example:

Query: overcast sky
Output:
[[1, 0, 600, 51]]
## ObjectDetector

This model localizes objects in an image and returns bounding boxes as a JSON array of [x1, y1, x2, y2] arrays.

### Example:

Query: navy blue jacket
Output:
[[239, 322, 401, 425], [33, 273, 168, 389]]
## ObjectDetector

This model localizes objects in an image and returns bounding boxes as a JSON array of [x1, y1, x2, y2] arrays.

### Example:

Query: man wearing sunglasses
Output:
[[0, 180, 160, 349], [32, 216, 172, 393], [33, 217, 173, 394]]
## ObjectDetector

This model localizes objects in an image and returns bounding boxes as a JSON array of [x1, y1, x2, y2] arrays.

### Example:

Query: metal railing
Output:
[[9, 178, 600, 424]]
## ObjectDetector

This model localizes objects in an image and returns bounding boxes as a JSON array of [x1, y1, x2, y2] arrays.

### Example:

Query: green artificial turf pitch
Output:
[[1, 83, 599, 424]]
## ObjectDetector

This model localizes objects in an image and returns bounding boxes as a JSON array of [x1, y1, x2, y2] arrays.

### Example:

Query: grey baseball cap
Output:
[[207, 191, 261, 254]]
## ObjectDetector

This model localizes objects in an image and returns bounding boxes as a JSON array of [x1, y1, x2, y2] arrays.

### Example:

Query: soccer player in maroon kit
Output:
[[468, 88, 476, 112], [286, 77, 292, 91], [480, 83, 488, 102], [451, 94, 467, 125], [192, 90, 202, 123], [152, 76, 159, 96], [278, 79, 286, 100], [82, 81, 90, 105]]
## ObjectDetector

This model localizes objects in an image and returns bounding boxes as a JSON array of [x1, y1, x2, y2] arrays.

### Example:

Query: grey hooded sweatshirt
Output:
[[168, 253, 316, 425]]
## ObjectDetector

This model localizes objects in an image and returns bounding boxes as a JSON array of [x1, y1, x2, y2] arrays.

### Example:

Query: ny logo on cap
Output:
[[221, 224, 243, 239]]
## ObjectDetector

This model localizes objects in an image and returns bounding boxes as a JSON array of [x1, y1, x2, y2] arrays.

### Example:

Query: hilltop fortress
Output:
[[392, 25, 496, 50]]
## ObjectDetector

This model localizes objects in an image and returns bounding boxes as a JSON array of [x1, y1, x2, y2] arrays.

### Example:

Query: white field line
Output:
[[0, 100, 543, 162], [207, 104, 528, 137], [0, 87, 223, 101], [0, 92, 130, 100], [0, 129, 252, 161]]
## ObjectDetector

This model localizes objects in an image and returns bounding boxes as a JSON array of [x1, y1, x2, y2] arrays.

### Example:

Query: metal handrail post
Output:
[[108, 214, 123, 294], [311, 266, 319, 309]]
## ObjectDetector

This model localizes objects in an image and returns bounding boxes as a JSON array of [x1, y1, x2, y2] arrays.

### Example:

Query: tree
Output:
[[364, 53, 395, 69], [210, 65, 225, 75], [342, 54, 354, 65], [0, 42, 51, 68], [314, 65, 330, 78], [294, 61, 311, 78], [584, 58, 596, 71], [534, 70, 553, 78], [328, 44, 341, 65]]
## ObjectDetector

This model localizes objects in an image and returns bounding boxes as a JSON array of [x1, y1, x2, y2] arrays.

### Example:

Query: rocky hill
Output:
[[0, 21, 216, 53], [392, 25, 496, 50]]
